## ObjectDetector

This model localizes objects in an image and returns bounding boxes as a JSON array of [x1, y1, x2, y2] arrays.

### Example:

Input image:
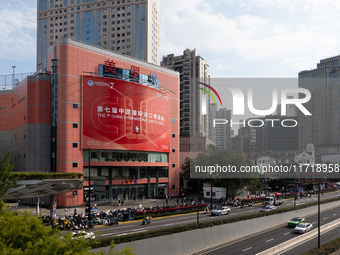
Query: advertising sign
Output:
[[82, 76, 170, 152]]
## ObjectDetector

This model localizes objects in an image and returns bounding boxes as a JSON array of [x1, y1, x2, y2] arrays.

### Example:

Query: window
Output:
[[73, 103, 78, 109], [172, 149, 175, 152], [172, 134, 175, 137], [73, 123, 78, 128], [73, 143, 78, 148], [172, 164, 175, 168], [73, 163, 78, 167]]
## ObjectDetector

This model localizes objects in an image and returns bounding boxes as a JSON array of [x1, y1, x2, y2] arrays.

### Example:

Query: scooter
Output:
[[142, 218, 151, 225]]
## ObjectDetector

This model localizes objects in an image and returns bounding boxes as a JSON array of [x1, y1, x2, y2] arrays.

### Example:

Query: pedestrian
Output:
[[119, 199, 121, 207], [74, 208, 77, 216], [122, 200, 124, 206]]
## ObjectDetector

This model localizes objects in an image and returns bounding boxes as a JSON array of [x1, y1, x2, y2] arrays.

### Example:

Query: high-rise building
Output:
[[299, 56, 340, 158], [161, 49, 210, 138], [37, 0, 160, 70], [276, 95, 296, 117], [209, 104, 231, 150]]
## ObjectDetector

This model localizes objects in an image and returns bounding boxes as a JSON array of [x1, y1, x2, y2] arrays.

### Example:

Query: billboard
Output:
[[82, 76, 170, 153]]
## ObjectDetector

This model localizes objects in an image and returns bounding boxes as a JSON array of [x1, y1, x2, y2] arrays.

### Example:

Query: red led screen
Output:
[[82, 76, 170, 152]]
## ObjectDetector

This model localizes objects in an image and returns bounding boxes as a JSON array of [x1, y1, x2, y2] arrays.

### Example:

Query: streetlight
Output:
[[318, 182, 321, 249], [12, 66, 16, 88], [88, 148, 91, 222]]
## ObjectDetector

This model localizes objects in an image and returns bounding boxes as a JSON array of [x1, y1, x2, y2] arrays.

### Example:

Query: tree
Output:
[[0, 200, 134, 255], [194, 145, 260, 200], [180, 157, 203, 193], [0, 152, 16, 198]]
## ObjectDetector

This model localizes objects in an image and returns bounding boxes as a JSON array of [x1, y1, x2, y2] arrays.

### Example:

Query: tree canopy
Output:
[[0, 200, 134, 255], [181, 145, 261, 199], [0, 152, 16, 198]]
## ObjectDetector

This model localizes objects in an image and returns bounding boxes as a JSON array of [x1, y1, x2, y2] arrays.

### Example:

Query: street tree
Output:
[[0, 200, 134, 255], [194, 145, 260, 200], [0, 152, 16, 198]]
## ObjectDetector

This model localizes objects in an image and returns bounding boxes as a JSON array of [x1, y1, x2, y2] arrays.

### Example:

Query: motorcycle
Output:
[[142, 218, 151, 225], [248, 202, 253, 207]]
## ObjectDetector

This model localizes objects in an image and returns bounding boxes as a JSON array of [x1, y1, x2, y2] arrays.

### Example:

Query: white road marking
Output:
[[284, 232, 290, 235], [115, 229, 147, 236], [266, 238, 274, 242], [163, 223, 174, 226], [333, 214, 337, 216], [242, 247, 252, 252], [323, 217, 328, 220], [312, 222, 317, 225]]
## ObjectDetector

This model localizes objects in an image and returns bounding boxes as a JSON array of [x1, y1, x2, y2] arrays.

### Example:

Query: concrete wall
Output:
[[92, 200, 340, 255]]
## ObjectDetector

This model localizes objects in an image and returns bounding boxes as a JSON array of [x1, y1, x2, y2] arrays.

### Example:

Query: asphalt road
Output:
[[193, 199, 340, 255], [92, 191, 340, 240], [280, 221, 340, 255]]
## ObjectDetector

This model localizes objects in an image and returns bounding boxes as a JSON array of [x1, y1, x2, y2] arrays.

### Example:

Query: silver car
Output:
[[295, 223, 313, 234], [260, 205, 276, 212], [211, 206, 231, 216]]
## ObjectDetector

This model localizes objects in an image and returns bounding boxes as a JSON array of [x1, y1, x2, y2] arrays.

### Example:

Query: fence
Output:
[[0, 72, 35, 90]]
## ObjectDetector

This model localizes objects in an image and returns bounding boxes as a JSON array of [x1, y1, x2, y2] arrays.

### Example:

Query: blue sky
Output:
[[2, 0, 340, 77]]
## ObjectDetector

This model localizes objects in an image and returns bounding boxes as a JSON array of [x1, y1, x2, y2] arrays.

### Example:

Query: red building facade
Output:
[[0, 38, 180, 207]]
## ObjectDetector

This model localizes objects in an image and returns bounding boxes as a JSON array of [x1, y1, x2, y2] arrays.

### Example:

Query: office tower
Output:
[[161, 49, 210, 138], [37, 0, 160, 70], [209, 104, 231, 150], [299, 56, 340, 158]]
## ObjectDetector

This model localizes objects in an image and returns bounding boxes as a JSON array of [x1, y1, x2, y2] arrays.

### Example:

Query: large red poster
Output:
[[82, 76, 170, 152]]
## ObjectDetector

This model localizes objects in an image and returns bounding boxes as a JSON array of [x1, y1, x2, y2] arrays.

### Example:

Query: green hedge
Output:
[[299, 236, 340, 255], [11, 172, 83, 180], [89, 197, 340, 249]]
